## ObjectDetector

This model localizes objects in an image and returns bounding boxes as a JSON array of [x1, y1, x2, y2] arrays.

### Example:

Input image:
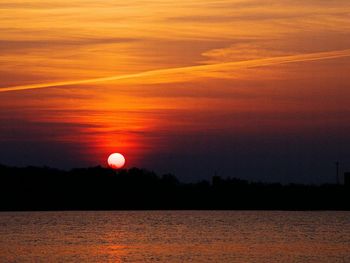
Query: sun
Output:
[[107, 153, 126, 169]]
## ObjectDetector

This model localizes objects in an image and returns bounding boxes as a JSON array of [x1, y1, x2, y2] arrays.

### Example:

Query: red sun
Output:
[[107, 153, 126, 169]]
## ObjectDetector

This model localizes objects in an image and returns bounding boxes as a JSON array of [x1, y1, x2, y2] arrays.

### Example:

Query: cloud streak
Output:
[[1, 49, 350, 93]]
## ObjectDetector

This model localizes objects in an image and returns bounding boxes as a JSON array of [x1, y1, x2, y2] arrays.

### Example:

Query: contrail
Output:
[[1, 49, 350, 93]]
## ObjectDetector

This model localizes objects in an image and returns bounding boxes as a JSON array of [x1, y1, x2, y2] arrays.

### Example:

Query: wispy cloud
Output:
[[0, 37, 136, 52], [1, 49, 350, 93]]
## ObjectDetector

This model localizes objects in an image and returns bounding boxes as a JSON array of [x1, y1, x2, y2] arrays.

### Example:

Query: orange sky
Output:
[[1, 0, 350, 182]]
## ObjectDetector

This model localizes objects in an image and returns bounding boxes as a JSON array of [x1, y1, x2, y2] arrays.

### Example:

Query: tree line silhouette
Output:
[[0, 164, 349, 211]]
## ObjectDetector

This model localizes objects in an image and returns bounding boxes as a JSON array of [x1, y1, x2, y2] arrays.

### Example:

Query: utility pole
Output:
[[335, 161, 340, 185]]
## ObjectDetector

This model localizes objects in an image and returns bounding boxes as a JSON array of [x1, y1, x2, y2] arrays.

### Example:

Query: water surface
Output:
[[0, 211, 349, 262]]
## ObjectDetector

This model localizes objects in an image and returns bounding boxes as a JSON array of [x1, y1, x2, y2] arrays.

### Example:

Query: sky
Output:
[[1, 0, 350, 183]]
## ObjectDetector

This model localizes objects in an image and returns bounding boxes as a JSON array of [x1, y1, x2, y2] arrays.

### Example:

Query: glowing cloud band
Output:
[[1, 49, 350, 93]]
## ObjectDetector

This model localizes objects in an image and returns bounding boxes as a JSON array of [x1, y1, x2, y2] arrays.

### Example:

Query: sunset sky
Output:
[[1, 0, 350, 183]]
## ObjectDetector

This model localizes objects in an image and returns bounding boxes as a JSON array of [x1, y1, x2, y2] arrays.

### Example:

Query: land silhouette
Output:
[[0, 164, 349, 211]]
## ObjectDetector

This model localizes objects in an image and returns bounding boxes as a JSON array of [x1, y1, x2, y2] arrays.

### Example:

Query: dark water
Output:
[[0, 211, 349, 262]]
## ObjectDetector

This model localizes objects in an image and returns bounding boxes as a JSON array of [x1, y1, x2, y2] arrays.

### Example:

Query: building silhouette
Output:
[[344, 172, 350, 187]]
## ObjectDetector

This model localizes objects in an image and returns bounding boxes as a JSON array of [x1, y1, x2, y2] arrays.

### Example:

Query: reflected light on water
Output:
[[0, 211, 349, 262]]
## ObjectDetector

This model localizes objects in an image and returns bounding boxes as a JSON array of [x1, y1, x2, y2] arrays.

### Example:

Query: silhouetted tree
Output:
[[0, 164, 349, 211]]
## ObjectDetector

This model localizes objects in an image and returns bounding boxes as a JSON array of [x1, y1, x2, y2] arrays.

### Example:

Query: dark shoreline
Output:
[[1, 164, 349, 211]]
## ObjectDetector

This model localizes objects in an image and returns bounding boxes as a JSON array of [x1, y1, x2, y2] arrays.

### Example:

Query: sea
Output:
[[0, 211, 349, 262]]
